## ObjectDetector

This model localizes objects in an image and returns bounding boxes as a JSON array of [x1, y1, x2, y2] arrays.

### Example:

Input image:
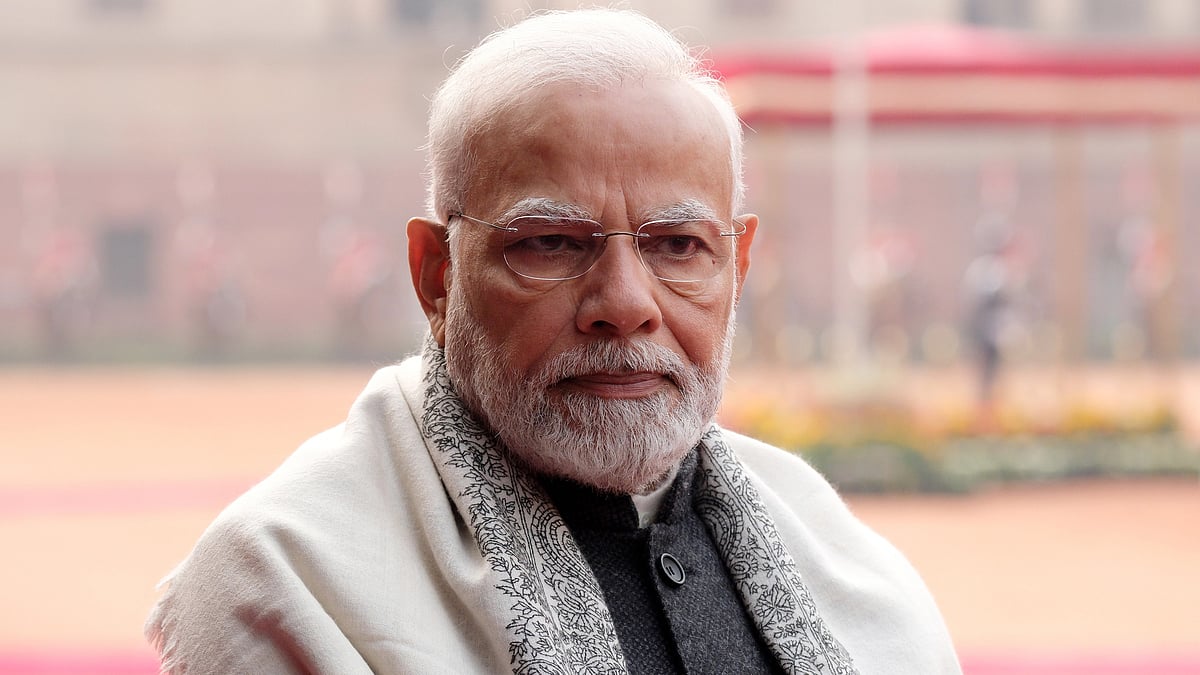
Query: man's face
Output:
[[411, 81, 757, 493]]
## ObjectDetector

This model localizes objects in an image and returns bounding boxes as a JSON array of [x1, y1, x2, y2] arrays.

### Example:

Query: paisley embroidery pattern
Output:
[[695, 428, 857, 674], [418, 342, 854, 674], [420, 342, 625, 673]]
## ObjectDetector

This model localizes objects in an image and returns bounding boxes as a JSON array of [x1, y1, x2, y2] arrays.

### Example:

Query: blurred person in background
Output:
[[322, 217, 392, 359], [177, 218, 246, 359], [963, 212, 1024, 420], [30, 223, 96, 359], [146, 9, 959, 674]]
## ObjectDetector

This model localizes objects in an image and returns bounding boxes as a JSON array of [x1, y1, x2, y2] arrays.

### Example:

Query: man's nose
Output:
[[575, 235, 663, 337]]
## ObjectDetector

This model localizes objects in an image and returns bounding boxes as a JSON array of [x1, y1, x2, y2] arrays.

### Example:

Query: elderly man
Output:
[[147, 9, 960, 674]]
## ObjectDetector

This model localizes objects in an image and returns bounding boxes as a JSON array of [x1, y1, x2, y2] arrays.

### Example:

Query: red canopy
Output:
[[712, 24, 1200, 125]]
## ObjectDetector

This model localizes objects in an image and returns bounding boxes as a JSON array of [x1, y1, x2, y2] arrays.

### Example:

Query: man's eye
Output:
[[669, 236, 703, 256], [529, 235, 570, 253], [646, 235, 705, 258], [510, 234, 587, 255]]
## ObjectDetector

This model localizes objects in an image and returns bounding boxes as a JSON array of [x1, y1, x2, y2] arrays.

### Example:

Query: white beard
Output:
[[442, 290, 734, 494]]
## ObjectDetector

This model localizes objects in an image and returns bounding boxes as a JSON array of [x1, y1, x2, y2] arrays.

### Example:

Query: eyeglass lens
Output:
[[500, 216, 734, 282]]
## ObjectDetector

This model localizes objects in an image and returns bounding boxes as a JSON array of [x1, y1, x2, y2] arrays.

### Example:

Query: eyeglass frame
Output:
[[447, 210, 748, 283]]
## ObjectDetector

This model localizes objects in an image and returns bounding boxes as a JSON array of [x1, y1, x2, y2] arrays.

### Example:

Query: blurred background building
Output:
[[0, 0, 1197, 365]]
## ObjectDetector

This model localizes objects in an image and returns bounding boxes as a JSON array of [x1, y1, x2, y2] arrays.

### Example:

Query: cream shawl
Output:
[[146, 345, 960, 674]]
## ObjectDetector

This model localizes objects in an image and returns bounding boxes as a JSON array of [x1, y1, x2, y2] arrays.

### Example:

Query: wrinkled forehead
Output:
[[460, 80, 734, 220]]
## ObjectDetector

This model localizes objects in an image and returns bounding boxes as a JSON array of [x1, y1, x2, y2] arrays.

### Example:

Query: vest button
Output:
[[658, 553, 686, 586]]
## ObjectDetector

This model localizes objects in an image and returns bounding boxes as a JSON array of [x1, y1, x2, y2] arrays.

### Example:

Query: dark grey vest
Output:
[[543, 451, 784, 675]]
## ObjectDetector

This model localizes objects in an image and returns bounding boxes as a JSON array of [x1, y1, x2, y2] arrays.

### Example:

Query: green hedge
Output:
[[797, 432, 1200, 494]]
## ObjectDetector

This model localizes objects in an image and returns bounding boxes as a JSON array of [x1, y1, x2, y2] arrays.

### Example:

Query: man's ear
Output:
[[733, 213, 758, 302], [407, 217, 451, 346]]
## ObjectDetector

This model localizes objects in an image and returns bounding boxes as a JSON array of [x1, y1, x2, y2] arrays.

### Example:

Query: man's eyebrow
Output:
[[646, 199, 719, 222], [499, 198, 591, 222]]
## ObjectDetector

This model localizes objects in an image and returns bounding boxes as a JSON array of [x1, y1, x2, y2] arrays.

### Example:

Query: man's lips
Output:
[[558, 372, 670, 399]]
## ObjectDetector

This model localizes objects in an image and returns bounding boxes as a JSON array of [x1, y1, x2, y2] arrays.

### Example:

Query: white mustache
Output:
[[535, 340, 687, 388]]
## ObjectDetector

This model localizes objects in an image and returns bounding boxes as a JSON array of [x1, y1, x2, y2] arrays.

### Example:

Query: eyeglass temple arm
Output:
[[448, 211, 518, 233], [721, 218, 748, 237]]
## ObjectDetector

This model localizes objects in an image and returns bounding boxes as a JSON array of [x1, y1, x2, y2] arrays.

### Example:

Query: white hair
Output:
[[423, 8, 746, 225]]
